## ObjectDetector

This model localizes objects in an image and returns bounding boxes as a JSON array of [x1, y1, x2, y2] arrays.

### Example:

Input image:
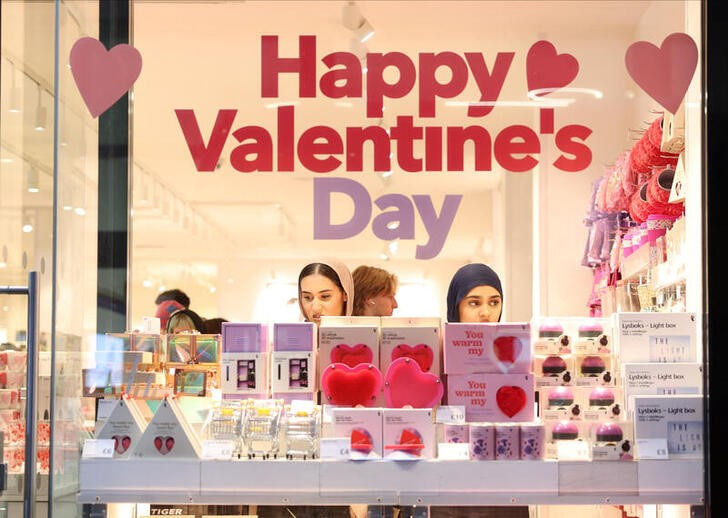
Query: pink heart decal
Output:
[[112, 434, 131, 454], [331, 343, 373, 368], [493, 336, 523, 366], [320, 363, 383, 407], [625, 33, 698, 114], [70, 37, 142, 118], [391, 343, 433, 372], [496, 386, 527, 418], [527, 40, 579, 95], [384, 357, 443, 409]]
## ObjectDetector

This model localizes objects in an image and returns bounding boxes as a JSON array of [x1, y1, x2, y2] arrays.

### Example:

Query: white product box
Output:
[[382, 408, 435, 459], [621, 363, 702, 411], [318, 316, 380, 372], [270, 351, 315, 395], [380, 317, 441, 377], [614, 312, 697, 363], [94, 396, 147, 458], [221, 352, 269, 399], [443, 322, 531, 374], [632, 394, 703, 459], [532, 317, 613, 355], [574, 354, 616, 386], [587, 420, 635, 461], [331, 407, 383, 459]]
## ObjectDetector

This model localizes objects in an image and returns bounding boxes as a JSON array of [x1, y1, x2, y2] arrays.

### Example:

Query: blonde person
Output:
[[352, 265, 399, 317]]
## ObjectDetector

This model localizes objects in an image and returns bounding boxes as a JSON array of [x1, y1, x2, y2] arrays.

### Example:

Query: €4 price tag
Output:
[[201, 440, 235, 460], [82, 439, 115, 458]]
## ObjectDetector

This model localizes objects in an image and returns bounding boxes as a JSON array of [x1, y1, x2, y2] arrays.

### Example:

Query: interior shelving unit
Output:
[[78, 458, 703, 506]]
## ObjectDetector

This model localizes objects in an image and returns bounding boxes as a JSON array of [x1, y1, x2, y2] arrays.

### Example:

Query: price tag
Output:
[[82, 439, 115, 458], [290, 399, 315, 415], [320, 437, 350, 460], [437, 442, 470, 460], [435, 405, 466, 424], [556, 440, 591, 461], [201, 440, 235, 460], [636, 438, 669, 459]]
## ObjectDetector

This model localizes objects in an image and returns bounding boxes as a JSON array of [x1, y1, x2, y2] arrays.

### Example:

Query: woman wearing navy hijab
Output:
[[446, 263, 503, 323]]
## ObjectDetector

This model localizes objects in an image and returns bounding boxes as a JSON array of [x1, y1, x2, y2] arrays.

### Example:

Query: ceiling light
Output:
[[34, 84, 47, 131], [22, 215, 33, 233], [8, 66, 21, 113], [27, 167, 39, 193], [388, 240, 399, 254], [142, 279, 153, 288], [0, 262, 6, 269], [386, 221, 400, 230], [526, 87, 604, 102]]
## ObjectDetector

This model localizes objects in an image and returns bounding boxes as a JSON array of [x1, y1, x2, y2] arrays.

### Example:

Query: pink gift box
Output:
[[443, 323, 531, 374], [445, 373, 535, 422]]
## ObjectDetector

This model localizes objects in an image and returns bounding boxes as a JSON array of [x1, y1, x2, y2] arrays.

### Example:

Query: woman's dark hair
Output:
[[155, 289, 190, 308], [297, 263, 343, 291], [203, 317, 228, 334]]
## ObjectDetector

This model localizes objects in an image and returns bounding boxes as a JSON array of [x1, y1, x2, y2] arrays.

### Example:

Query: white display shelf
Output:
[[78, 458, 704, 506]]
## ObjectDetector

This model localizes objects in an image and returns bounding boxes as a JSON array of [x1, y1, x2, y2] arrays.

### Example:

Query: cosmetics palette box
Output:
[[221, 323, 270, 399], [271, 323, 316, 399]]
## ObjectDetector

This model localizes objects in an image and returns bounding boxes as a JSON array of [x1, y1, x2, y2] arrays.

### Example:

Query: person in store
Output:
[[203, 317, 228, 334], [166, 307, 208, 363], [155, 288, 191, 331], [298, 259, 354, 324], [352, 265, 399, 317], [446, 262, 503, 323], [432, 263, 528, 518]]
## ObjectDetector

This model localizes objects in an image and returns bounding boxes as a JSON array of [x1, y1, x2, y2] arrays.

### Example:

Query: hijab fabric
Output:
[[446, 263, 503, 323]]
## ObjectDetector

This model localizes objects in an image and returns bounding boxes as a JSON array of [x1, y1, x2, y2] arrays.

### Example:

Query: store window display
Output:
[[352, 265, 399, 317]]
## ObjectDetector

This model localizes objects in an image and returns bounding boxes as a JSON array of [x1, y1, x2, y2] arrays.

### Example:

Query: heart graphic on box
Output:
[[625, 32, 698, 114], [112, 434, 132, 454], [493, 336, 523, 368], [69, 37, 143, 118], [350, 428, 374, 453], [331, 343, 373, 368], [153, 435, 175, 455], [384, 357, 443, 408], [496, 385, 527, 418], [391, 343, 433, 372], [526, 40, 579, 94], [320, 363, 383, 407]]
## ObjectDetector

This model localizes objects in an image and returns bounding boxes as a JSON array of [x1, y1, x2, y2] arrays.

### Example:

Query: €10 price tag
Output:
[[201, 440, 235, 460], [82, 439, 115, 458]]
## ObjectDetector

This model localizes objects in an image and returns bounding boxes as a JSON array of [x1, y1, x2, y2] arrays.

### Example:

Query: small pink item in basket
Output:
[[383, 357, 443, 408]]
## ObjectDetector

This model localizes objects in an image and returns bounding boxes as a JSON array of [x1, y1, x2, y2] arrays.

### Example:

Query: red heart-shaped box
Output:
[[321, 363, 383, 407], [496, 385, 527, 418], [493, 336, 523, 365], [391, 344, 434, 372], [331, 343, 373, 368], [384, 357, 443, 408]]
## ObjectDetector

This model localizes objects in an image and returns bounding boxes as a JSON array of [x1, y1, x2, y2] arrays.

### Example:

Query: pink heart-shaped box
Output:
[[391, 343, 434, 372], [384, 357, 443, 408], [321, 363, 383, 407], [331, 343, 373, 368]]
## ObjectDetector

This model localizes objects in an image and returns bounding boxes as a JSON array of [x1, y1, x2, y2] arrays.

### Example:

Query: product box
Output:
[[380, 317, 441, 377], [632, 394, 703, 459], [614, 312, 697, 363], [539, 386, 624, 422], [318, 316, 380, 371], [574, 354, 616, 386], [221, 323, 270, 399], [443, 322, 531, 374], [382, 408, 435, 460], [103, 332, 161, 368], [544, 419, 591, 460], [331, 407, 383, 459], [166, 334, 220, 365], [445, 373, 535, 423], [271, 323, 316, 400], [131, 396, 201, 459], [532, 318, 572, 355], [533, 355, 575, 387], [587, 420, 635, 461], [621, 363, 702, 411], [94, 395, 147, 458]]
